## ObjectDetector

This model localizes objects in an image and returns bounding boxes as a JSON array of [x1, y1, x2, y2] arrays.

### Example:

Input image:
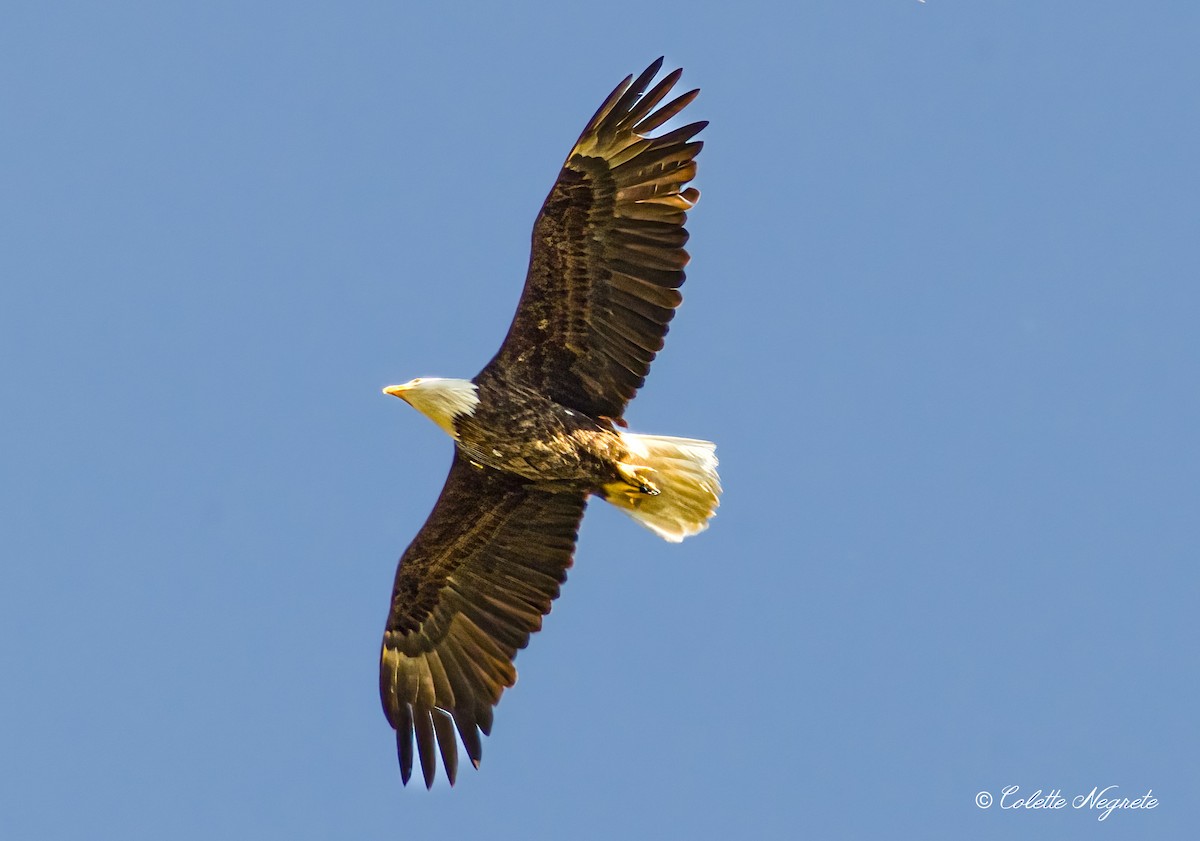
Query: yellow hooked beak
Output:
[[382, 383, 410, 400]]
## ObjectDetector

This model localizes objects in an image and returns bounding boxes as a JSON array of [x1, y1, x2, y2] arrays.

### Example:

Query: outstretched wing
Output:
[[478, 58, 705, 420], [380, 453, 588, 788]]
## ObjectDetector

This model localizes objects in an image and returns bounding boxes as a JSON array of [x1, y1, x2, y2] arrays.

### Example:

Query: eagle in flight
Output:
[[380, 59, 720, 787]]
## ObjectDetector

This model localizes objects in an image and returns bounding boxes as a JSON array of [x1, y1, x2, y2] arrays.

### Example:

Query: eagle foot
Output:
[[617, 463, 660, 496]]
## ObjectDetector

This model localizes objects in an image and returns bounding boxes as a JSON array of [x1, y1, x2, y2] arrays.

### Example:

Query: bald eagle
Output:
[[379, 59, 720, 788]]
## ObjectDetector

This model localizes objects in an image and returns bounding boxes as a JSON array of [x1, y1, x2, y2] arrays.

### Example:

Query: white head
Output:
[[382, 377, 479, 439]]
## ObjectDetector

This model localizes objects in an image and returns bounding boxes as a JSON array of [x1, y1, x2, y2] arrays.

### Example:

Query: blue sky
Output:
[[2, 2, 1197, 839]]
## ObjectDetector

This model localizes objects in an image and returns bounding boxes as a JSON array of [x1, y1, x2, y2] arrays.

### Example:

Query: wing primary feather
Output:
[[432, 709, 459, 785], [448, 631, 508, 699], [395, 704, 414, 786], [581, 74, 634, 141], [613, 201, 687, 223], [414, 707, 438, 788], [633, 190, 698, 210], [616, 162, 698, 199], [611, 141, 704, 180], [601, 137, 655, 169], [454, 708, 484, 768], [441, 627, 514, 705], [632, 89, 701, 135], [436, 643, 485, 765], [415, 654, 437, 708], [600, 58, 664, 141], [641, 119, 708, 147], [617, 68, 683, 132], [476, 699, 495, 736], [424, 650, 457, 711]]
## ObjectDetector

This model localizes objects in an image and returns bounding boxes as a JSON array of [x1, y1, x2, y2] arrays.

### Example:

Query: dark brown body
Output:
[[454, 373, 630, 487]]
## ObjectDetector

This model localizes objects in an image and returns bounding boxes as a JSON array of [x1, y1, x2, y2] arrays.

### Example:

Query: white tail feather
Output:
[[603, 432, 721, 542]]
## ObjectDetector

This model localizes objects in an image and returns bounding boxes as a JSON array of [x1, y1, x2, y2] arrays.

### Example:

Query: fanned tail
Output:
[[602, 432, 721, 542]]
